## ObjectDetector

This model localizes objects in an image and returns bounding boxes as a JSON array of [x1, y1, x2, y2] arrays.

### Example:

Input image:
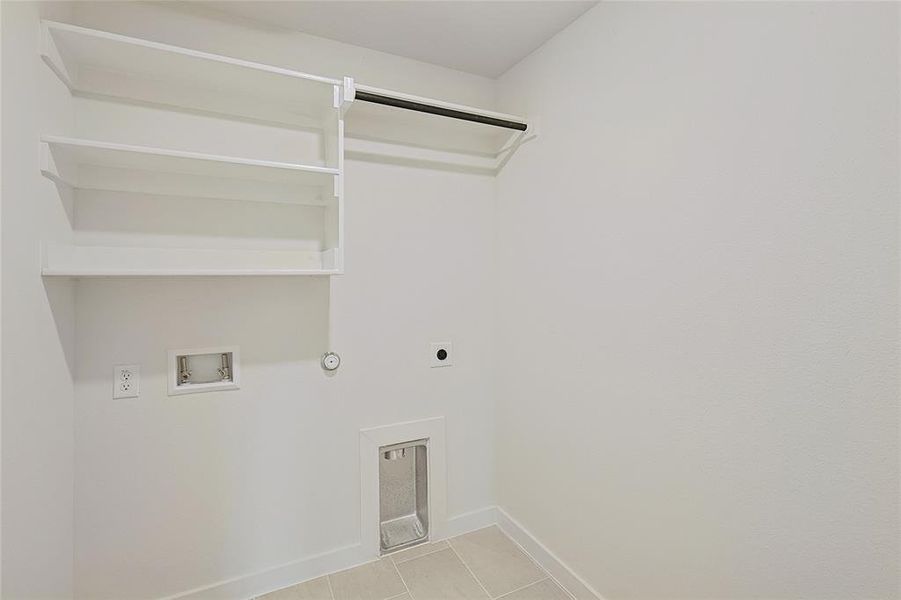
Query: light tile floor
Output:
[[258, 526, 572, 600]]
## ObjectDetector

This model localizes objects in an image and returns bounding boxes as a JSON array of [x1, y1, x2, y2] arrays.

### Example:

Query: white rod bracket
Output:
[[341, 76, 356, 117], [493, 116, 538, 173]]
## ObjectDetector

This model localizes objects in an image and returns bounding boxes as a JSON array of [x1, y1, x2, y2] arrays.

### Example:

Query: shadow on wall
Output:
[[73, 276, 331, 386], [43, 277, 77, 380], [71, 276, 335, 598]]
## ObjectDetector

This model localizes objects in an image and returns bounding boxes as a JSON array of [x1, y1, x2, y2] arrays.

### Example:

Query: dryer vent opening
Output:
[[379, 440, 428, 554]]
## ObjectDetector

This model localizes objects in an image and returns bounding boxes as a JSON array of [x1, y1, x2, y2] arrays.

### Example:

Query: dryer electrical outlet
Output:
[[430, 342, 453, 367]]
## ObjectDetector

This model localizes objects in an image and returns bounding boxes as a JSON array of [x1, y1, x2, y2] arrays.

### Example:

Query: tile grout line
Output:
[[494, 577, 551, 600], [388, 556, 414, 600], [325, 571, 336, 600], [451, 528, 550, 599], [390, 542, 448, 566], [445, 537, 495, 599], [494, 528, 576, 600]]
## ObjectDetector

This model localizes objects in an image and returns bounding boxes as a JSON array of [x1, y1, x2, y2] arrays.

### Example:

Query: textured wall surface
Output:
[[495, 3, 900, 598], [67, 4, 498, 598], [1, 2, 76, 597]]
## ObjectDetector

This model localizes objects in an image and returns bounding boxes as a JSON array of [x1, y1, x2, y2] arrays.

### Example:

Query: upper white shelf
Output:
[[345, 83, 532, 169], [41, 136, 339, 205], [40, 20, 341, 127]]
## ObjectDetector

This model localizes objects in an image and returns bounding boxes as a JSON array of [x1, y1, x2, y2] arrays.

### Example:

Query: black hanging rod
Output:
[[354, 90, 528, 132]]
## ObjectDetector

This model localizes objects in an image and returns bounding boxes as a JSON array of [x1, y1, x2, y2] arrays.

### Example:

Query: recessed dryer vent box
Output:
[[168, 346, 239, 396], [379, 439, 429, 554]]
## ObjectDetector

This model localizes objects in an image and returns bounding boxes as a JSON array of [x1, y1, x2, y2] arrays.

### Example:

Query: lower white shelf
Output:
[[41, 244, 342, 277]]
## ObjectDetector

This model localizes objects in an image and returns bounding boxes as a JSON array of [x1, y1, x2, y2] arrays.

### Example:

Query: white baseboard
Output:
[[168, 505, 601, 600], [496, 507, 605, 600], [166, 542, 370, 600], [442, 505, 498, 539], [168, 507, 498, 599]]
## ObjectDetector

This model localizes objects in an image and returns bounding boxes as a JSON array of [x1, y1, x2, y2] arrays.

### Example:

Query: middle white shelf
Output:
[[41, 135, 340, 206]]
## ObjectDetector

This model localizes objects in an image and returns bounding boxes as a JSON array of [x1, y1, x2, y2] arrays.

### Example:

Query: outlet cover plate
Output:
[[430, 342, 453, 368], [113, 364, 140, 399]]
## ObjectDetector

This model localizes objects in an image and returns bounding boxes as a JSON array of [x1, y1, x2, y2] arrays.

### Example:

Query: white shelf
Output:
[[38, 23, 348, 278], [41, 244, 342, 277], [41, 136, 339, 204], [346, 83, 532, 168], [40, 20, 341, 126]]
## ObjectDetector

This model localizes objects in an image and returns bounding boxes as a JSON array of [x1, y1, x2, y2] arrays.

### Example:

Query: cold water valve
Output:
[[321, 351, 341, 371]]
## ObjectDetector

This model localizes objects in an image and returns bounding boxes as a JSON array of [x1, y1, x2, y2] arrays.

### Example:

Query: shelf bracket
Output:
[[39, 22, 75, 89], [494, 119, 538, 172], [39, 141, 76, 189]]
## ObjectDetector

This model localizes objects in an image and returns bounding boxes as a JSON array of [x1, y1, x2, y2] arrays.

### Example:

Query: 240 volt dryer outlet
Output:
[[430, 342, 452, 367]]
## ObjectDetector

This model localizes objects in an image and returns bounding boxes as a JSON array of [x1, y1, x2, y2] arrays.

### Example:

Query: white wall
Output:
[[495, 3, 899, 599], [1, 2, 77, 597], [66, 4, 498, 599], [74, 162, 497, 599], [70, 1, 496, 110], [7, 3, 898, 599]]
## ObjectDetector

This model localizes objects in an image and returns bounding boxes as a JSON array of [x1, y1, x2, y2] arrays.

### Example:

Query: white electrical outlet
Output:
[[430, 342, 453, 368], [113, 364, 140, 399]]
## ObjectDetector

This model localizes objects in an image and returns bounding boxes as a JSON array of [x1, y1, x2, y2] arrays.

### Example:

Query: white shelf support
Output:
[[39, 140, 70, 188], [342, 76, 356, 116], [494, 120, 539, 172], [39, 20, 75, 89]]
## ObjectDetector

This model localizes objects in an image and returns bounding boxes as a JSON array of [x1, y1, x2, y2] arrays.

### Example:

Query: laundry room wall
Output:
[[1, 2, 76, 597], [494, 3, 900, 598], [66, 3, 499, 598]]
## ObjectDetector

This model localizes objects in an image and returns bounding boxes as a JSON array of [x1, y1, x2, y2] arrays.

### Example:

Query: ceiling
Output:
[[200, 1, 597, 78]]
